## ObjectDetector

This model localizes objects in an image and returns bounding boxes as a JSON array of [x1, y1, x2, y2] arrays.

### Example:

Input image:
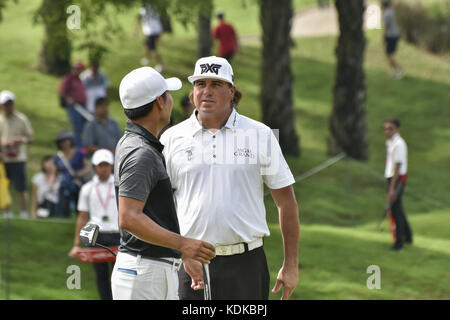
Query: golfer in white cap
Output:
[[160, 56, 300, 300], [111, 67, 215, 300], [69, 149, 120, 300]]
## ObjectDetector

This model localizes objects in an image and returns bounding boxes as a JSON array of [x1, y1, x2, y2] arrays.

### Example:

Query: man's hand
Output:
[[183, 258, 205, 290], [180, 238, 215, 264], [272, 265, 299, 300]]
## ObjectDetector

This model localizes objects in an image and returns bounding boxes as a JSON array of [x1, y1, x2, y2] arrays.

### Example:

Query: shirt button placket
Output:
[[212, 135, 216, 162]]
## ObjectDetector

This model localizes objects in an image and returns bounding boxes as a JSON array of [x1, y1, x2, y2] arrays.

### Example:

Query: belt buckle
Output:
[[217, 246, 229, 256]]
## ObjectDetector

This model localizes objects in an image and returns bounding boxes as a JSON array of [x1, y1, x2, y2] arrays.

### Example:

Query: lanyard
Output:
[[95, 181, 113, 214]]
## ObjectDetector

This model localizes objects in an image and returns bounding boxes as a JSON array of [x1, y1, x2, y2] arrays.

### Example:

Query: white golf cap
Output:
[[188, 56, 234, 85], [0, 90, 15, 105], [119, 67, 182, 110], [91, 149, 114, 166]]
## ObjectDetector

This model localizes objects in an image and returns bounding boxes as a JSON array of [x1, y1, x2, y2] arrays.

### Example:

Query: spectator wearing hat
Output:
[[0, 90, 34, 219], [59, 62, 88, 148], [160, 56, 300, 300], [211, 11, 239, 62], [54, 131, 90, 218], [111, 66, 215, 300], [69, 149, 120, 300], [81, 97, 122, 156], [80, 62, 109, 114]]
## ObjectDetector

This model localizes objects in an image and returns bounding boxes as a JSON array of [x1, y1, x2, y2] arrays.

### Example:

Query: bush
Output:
[[394, 1, 450, 53]]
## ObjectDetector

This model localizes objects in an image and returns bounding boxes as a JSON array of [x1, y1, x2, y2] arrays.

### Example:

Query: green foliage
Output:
[[395, 1, 450, 53]]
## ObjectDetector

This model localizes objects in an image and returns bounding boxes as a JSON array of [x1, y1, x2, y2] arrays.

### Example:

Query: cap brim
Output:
[[187, 74, 233, 85], [165, 77, 182, 91]]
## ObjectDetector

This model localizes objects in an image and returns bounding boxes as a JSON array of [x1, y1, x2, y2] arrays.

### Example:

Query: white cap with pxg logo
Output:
[[119, 67, 182, 110], [188, 56, 234, 85]]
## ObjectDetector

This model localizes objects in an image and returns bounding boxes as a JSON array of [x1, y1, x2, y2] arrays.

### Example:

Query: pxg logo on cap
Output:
[[188, 56, 234, 85]]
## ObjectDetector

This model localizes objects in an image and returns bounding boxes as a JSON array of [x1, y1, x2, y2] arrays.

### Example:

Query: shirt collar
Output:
[[93, 174, 114, 184], [189, 108, 240, 136], [125, 120, 164, 153], [388, 132, 400, 143]]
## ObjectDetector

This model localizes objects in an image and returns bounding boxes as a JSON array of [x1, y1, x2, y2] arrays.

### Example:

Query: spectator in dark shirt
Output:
[[54, 131, 90, 218], [82, 97, 122, 156]]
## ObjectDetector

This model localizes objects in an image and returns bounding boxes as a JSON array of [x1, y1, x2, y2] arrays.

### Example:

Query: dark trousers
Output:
[[387, 179, 413, 247], [93, 232, 120, 300], [178, 246, 270, 300]]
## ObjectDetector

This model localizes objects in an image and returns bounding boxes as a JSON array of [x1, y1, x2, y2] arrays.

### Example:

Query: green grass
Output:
[[0, 0, 449, 300]]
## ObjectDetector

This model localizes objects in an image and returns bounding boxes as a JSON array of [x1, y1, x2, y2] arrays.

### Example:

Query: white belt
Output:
[[215, 238, 263, 256]]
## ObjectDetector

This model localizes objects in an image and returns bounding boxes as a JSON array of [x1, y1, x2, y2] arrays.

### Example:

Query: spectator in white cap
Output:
[[69, 148, 119, 300], [111, 67, 215, 300], [0, 90, 34, 219], [160, 56, 300, 300]]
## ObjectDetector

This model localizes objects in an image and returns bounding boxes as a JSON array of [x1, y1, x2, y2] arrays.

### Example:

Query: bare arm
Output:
[[270, 185, 300, 300], [75, 158, 92, 178], [387, 162, 401, 203], [118, 196, 215, 263], [68, 211, 89, 258]]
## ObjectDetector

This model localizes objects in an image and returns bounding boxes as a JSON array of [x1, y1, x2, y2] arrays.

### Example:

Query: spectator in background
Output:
[[381, 0, 403, 79], [69, 149, 120, 300], [180, 95, 195, 120], [81, 97, 122, 156], [384, 118, 412, 251], [136, 3, 164, 72], [59, 62, 88, 148], [211, 11, 239, 62], [54, 131, 90, 218], [0, 90, 34, 219], [80, 62, 109, 114], [31, 155, 61, 219]]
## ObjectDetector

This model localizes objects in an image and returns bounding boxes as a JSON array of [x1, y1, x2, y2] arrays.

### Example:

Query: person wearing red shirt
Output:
[[59, 62, 88, 148], [211, 11, 239, 62]]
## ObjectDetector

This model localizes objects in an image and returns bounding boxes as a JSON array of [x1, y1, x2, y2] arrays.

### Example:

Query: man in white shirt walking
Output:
[[384, 118, 412, 251], [161, 56, 300, 300]]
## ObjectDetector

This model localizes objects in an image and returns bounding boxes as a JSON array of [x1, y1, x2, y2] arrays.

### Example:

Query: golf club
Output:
[[80, 223, 116, 257], [203, 263, 211, 300]]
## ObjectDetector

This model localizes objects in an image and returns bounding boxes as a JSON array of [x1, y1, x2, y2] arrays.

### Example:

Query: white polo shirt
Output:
[[160, 108, 295, 246], [384, 133, 408, 178], [77, 174, 119, 232]]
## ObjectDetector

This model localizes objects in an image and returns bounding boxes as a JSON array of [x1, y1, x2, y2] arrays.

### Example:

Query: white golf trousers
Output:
[[111, 252, 180, 300]]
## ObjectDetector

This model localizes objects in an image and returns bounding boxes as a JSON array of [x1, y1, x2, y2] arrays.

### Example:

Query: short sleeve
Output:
[[77, 182, 91, 212], [81, 122, 95, 147], [260, 129, 295, 190], [392, 142, 406, 164], [118, 149, 161, 202]]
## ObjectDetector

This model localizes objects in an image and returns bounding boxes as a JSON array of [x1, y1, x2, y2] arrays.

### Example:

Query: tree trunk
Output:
[[260, 0, 300, 156], [329, 0, 368, 161], [37, 0, 71, 76], [197, 0, 212, 58]]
